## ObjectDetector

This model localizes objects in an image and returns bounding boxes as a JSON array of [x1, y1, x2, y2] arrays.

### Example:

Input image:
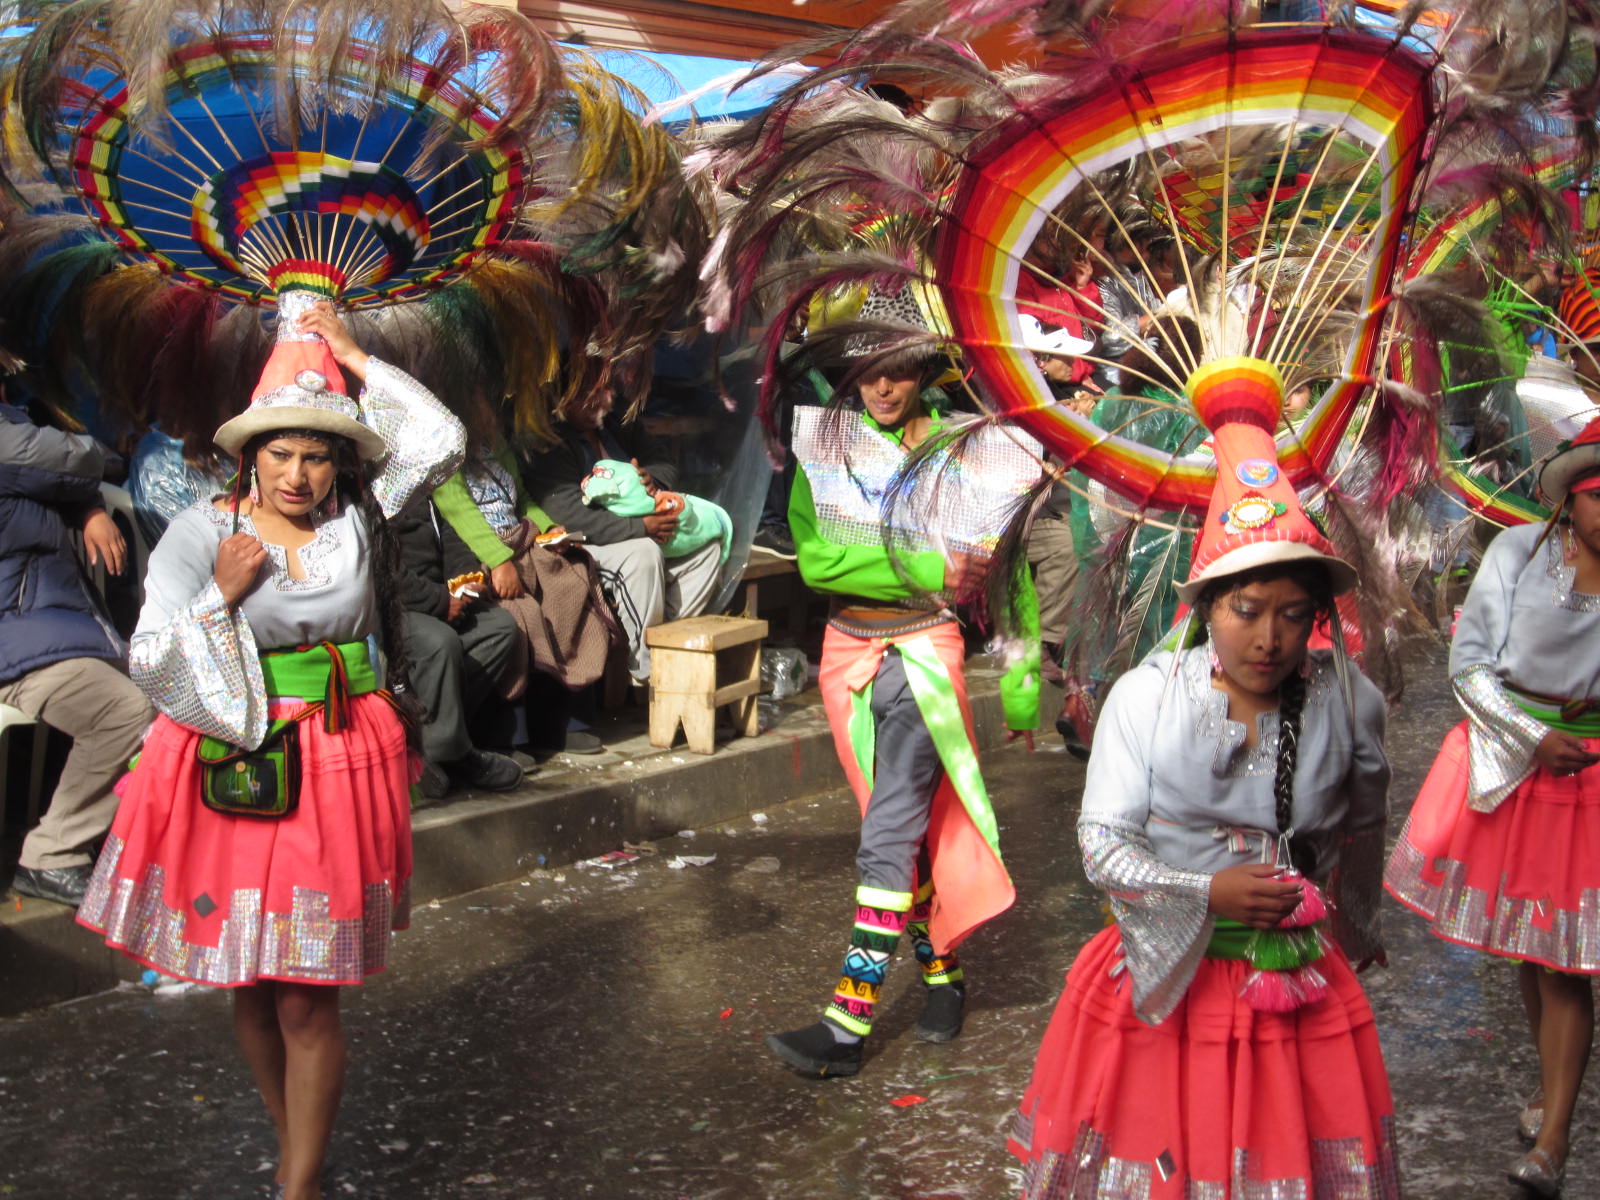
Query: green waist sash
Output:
[[1507, 688, 1600, 738], [1206, 917, 1325, 970], [260, 641, 378, 733], [846, 636, 1003, 861], [261, 641, 377, 697]]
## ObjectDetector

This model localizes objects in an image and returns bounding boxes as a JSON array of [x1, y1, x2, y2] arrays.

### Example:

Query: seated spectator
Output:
[[522, 391, 722, 685], [1017, 243, 1101, 392], [1021, 318, 1097, 687], [391, 498, 525, 798], [128, 426, 229, 548], [1, 389, 154, 906], [432, 441, 619, 755]]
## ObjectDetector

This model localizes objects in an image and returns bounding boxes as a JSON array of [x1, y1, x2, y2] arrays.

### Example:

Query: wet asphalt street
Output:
[[1, 644, 1594, 1199]]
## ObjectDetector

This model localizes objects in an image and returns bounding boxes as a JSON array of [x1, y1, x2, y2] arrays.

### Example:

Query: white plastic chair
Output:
[[0, 702, 48, 835]]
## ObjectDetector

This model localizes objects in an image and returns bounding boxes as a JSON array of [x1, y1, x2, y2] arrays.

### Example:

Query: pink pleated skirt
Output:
[[1386, 719, 1600, 973], [78, 694, 414, 986], [1008, 925, 1399, 1199]]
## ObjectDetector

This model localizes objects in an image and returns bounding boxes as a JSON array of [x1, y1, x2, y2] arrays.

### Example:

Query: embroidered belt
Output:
[[260, 641, 379, 734], [828, 600, 953, 639], [1506, 685, 1600, 737]]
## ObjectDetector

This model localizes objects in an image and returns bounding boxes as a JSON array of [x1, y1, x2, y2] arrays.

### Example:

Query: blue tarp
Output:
[[584, 48, 806, 124]]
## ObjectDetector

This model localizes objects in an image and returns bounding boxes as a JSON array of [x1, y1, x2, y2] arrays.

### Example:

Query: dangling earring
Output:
[[247, 468, 261, 506], [1208, 640, 1222, 675], [1298, 653, 1313, 679], [322, 490, 339, 518]]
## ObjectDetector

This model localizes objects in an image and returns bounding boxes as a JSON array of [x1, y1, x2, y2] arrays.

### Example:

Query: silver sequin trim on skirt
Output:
[[81, 834, 409, 985], [1014, 1116, 1399, 1199], [1387, 837, 1600, 972]]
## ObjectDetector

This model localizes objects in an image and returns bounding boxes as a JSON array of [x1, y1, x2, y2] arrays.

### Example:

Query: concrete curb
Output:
[[1, 663, 1045, 1015]]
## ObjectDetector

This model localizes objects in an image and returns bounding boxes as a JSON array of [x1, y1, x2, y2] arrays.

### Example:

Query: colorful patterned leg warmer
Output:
[[907, 877, 963, 988], [825, 885, 913, 1038]]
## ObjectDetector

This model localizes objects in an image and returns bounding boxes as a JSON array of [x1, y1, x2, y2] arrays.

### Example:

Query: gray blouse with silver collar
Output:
[[1078, 645, 1390, 1024], [127, 359, 465, 750], [1449, 520, 1600, 812]]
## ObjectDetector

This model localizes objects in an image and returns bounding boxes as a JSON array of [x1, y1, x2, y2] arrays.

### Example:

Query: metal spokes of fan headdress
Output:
[[934, 23, 1435, 513], [45, 25, 534, 307]]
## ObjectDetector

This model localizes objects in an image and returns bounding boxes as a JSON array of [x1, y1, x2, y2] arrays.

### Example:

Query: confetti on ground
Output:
[[720, 1008, 734, 1019], [667, 855, 716, 869], [890, 1094, 927, 1107], [921, 1065, 1006, 1082]]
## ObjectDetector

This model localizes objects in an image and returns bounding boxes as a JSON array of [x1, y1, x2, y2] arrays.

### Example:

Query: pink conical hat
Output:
[[1173, 356, 1356, 604], [213, 290, 384, 459]]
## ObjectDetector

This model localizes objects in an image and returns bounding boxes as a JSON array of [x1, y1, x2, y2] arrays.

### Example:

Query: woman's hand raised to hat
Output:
[[214, 532, 269, 609], [297, 301, 370, 382]]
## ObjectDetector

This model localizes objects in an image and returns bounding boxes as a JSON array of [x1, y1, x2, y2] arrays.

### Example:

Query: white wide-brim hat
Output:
[[1537, 413, 1600, 506], [1174, 540, 1358, 605], [213, 377, 384, 459], [1020, 314, 1094, 359]]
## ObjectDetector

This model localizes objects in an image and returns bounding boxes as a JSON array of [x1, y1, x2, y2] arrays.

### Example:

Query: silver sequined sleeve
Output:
[[129, 510, 268, 748], [1448, 530, 1548, 811], [1325, 670, 1390, 962], [360, 358, 467, 519], [1451, 665, 1545, 812], [1078, 665, 1215, 1025], [1078, 818, 1215, 1025]]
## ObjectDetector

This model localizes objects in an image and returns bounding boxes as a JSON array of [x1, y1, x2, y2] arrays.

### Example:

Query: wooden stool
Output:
[[645, 615, 768, 754]]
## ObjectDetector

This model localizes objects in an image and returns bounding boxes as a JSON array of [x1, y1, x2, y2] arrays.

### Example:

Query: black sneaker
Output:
[[915, 984, 965, 1043], [752, 525, 797, 560], [417, 759, 451, 801], [562, 729, 604, 755], [506, 749, 541, 775], [447, 748, 523, 792], [12, 863, 94, 907], [765, 1021, 863, 1078]]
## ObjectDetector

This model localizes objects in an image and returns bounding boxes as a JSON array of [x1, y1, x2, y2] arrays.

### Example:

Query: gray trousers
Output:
[[855, 651, 945, 894], [404, 606, 520, 763], [0, 657, 152, 869], [585, 537, 722, 682], [1026, 510, 1078, 647]]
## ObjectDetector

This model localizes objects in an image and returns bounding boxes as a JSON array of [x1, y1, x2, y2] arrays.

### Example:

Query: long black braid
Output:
[[1196, 562, 1332, 875], [342, 459, 422, 753], [355, 490, 421, 750], [1273, 668, 1313, 875]]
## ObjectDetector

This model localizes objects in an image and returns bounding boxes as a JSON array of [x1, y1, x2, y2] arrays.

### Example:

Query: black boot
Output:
[[915, 984, 965, 1043], [765, 1021, 863, 1078]]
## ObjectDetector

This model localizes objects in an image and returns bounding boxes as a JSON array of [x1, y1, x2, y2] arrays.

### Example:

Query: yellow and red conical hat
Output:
[[1173, 356, 1356, 604]]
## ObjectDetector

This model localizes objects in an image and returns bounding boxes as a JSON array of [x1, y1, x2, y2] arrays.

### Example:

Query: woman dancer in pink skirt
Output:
[[1387, 413, 1600, 1197], [78, 296, 464, 1199]]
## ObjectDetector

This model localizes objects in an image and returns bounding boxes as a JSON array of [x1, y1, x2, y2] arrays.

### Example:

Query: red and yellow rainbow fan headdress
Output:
[[695, 0, 1600, 678]]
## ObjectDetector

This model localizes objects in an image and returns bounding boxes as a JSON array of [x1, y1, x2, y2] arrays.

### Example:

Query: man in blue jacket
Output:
[[0, 395, 153, 906]]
